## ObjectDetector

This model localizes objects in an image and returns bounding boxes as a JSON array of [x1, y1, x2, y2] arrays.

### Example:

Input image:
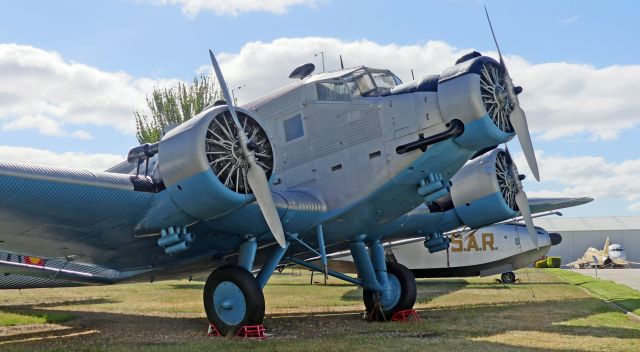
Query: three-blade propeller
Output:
[[208, 50, 287, 248], [485, 7, 540, 248], [484, 6, 540, 182]]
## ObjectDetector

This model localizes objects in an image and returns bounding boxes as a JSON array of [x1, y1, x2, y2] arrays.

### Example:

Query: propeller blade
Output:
[[510, 105, 540, 181], [515, 190, 539, 249], [484, 6, 540, 182], [484, 6, 504, 66], [209, 50, 287, 248], [246, 161, 287, 248]]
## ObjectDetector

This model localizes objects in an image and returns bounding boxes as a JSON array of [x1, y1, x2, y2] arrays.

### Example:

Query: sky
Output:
[[0, 0, 639, 217]]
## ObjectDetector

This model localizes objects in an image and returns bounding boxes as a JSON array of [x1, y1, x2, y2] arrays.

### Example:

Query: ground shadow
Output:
[[168, 284, 204, 290]]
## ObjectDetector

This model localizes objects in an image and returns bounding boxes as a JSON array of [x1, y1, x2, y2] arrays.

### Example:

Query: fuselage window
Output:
[[316, 82, 351, 101], [284, 114, 304, 142]]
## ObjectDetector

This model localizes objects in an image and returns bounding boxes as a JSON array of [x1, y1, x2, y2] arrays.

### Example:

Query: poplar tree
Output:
[[134, 74, 220, 144]]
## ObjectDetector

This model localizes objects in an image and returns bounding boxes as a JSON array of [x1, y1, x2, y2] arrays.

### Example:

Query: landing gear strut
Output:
[[203, 266, 265, 335]]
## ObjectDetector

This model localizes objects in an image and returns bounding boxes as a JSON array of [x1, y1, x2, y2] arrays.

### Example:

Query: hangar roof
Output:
[[534, 216, 640, 232]]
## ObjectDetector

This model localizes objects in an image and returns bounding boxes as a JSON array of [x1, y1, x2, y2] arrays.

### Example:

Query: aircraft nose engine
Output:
[[436, 55, 516, 151], [448, 148, 521, 228], [549, 232, 562, 246], [157, 105, 275, 221]]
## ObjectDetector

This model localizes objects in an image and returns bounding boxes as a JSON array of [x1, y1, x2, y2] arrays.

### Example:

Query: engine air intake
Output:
[[480, 63, 514, 133], [205, 111, 274, 194]]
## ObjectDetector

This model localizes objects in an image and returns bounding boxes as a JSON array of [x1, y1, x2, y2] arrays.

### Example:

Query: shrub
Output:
[[546, 256, 562, 268], [535, 260, 548, 268]]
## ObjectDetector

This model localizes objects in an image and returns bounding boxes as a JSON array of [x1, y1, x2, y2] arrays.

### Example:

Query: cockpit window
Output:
[[320, 67, 402, 99], [316, 82, 351, 101], [371, 72, 398, 89], [355, 74, 375, 94]]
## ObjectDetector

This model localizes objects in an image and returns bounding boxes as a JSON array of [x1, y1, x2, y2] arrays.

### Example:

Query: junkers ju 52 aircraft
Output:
[[0, 16, 578, 333]]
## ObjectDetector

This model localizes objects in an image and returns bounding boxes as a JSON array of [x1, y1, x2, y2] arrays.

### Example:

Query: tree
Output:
[[134, 74, 220, 144]]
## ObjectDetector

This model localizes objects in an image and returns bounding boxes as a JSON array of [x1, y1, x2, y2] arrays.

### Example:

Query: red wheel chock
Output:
[[207, 323, 221, 337], [207, 323, 267, 339], [236, 325, 267, 339], [391, 309, 420, 322]]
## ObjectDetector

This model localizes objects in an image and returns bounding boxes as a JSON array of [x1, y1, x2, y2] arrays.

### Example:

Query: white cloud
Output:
[[0, 43, 175, 137], [69, 130, 93, 140], [0, 146, 123, 171], [1, 114, 93, 139], [143, 0, 318, 16], [212, 37, 640, 142], [516, 151, 640, 211], [2, 114, 65, 136]]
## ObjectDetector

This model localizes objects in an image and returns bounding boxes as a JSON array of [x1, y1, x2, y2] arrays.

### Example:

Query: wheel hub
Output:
[[379, 274, 401, 310], [221, 298, 234, 310], [213, 281, 246, 325]]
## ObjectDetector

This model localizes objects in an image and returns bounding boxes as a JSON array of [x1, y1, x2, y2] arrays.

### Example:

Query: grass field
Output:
[[0, 269, 638, 351], [548, 268, 640, 315]]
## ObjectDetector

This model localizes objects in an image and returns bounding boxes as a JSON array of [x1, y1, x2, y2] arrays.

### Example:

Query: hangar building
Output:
[[534, 216, 640, 267]]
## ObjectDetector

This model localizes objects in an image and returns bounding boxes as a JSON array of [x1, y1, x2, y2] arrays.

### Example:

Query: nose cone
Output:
[[549, 232, 562, 246]]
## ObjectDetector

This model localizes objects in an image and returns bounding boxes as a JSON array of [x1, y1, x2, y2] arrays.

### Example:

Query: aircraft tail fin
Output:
[[603, 237, 611, 255]]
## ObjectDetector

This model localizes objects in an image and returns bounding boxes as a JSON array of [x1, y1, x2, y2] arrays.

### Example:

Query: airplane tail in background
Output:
[[603, 237, 611, 255]]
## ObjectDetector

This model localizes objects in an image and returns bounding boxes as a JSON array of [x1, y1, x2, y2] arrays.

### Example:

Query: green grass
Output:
[[547, 268, 640, 315], [0, 311, 73, 326], [0, 269, 638, 351]]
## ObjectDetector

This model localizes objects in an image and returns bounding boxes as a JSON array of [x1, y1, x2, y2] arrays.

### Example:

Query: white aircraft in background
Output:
[[567, 237, 639, 268], [315, 222, 563, 284]]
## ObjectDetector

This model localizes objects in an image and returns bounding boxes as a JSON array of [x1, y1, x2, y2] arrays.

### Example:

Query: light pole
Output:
[[314, 51, 325, 72], [231, 84, 246, 105]]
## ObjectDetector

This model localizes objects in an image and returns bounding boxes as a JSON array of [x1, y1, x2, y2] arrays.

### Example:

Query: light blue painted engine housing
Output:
[[454, 192, 516, 228], [156, 105, 257, 224], [449, 148, 517, 229], [454, 114, 513, 150], [436, 56, 515, 151]]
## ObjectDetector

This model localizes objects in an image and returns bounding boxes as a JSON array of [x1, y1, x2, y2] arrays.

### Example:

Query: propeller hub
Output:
[[494, 85, 510, 109], [231, 139, 243, 161]]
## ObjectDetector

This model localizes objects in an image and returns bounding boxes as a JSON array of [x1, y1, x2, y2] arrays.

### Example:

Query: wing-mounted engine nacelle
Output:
[[449, 148, 519, 228], [437, 53, 516, 151], [157, 105, 275, 221]]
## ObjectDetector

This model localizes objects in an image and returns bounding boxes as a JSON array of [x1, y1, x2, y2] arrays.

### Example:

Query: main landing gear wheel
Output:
[[363, 262, 417, 321], [203, 265, 265, 335], [501, 271, 516, 284]]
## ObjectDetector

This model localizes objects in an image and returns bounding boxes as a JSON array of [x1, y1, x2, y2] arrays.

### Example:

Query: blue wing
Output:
[[0, 161, 156, 263]]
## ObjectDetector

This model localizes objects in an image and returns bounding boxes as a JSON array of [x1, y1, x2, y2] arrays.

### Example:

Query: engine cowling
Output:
[[449, 148, 518, 228], [157, 104, 274, 220], [437, 55, 516, 150]]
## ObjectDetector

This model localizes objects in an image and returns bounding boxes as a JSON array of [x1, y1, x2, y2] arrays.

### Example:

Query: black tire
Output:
[[363, 262, 417, 320], [501, 271, 515, 284], [203, 265, 265, 335]]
